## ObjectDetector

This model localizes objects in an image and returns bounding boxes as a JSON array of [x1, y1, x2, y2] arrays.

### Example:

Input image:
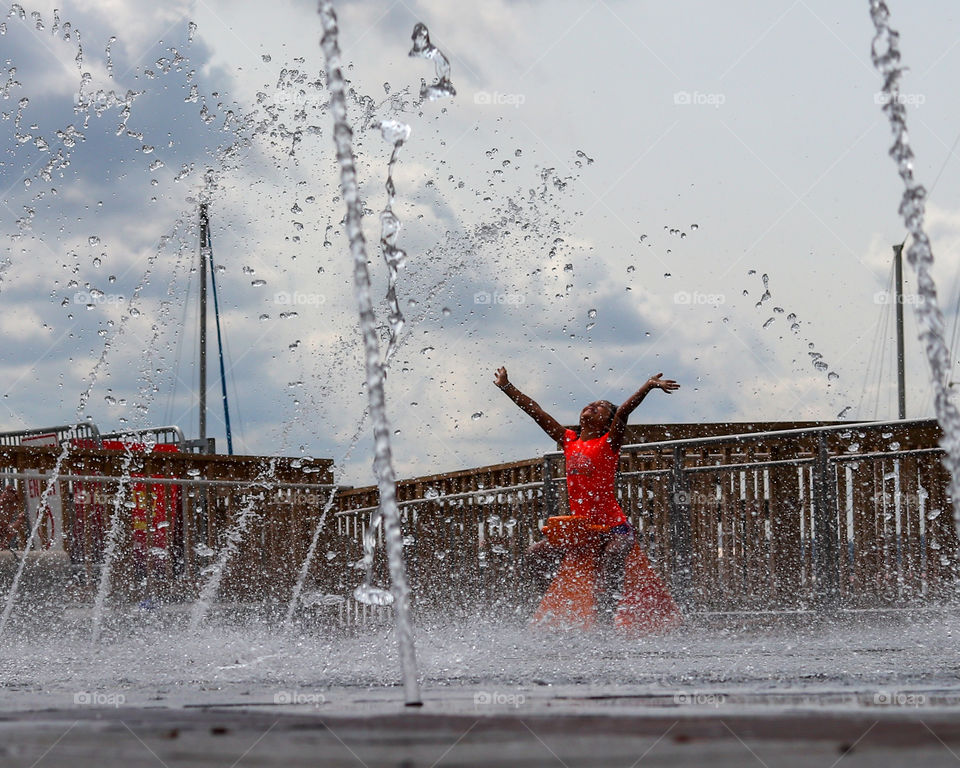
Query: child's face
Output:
[[580, 401, 614, 430]]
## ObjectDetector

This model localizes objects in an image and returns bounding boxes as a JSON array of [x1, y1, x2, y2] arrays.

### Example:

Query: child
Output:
[[493, 366, 679, 621]]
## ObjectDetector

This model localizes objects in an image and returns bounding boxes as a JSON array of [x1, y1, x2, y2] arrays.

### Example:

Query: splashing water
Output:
[[283, 409, 367, 626], [869, 0, 960, 536], [318, 0, 421, 706], [0, 442, 71, 637], [89, 444, 136, 645], [409, 22, 456, 101], [189, 463, 277, 631], [378, 119, 411, 369]]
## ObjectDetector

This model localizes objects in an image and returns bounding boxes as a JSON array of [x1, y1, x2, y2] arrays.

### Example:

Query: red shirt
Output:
[[563, 429, 627, 527]]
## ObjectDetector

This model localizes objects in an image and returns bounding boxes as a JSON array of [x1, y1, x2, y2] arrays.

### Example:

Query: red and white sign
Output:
[[23, 470, 64, 551], [21, 433, 64, 550]]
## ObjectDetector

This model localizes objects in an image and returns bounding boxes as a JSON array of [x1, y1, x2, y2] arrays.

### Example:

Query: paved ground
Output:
[[2, 606, 960, 765], [3, 700, 960, 767]]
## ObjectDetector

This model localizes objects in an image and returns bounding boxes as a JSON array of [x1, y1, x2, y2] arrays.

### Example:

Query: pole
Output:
[[199, 203, 208, 445], [207, 225, 234, 455], [894, 243, 906, 420]]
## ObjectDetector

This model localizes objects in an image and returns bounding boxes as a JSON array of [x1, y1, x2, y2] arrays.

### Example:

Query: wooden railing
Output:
[[335, 419, 960, 614], [1, 420, 957, 616], [0, 445, 334, 605]]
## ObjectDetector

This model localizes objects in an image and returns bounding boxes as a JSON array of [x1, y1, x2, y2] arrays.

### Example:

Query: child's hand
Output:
[[647, 373, 679, 393], [494, 366, 510, 389]]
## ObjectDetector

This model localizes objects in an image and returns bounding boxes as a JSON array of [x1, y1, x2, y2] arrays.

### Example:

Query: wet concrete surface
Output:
[[3, 701, 960, 767]]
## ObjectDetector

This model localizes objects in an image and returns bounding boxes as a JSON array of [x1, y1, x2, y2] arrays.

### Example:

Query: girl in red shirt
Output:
[[494, 366, 679, 621]]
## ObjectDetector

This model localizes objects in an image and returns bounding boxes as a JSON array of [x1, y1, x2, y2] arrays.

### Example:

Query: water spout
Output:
[[318, 0, 421, 706], [869, 0, 960, 537]]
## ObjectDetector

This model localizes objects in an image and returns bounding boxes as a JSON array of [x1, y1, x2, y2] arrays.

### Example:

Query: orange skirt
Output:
[[532, 516, 682, 633]]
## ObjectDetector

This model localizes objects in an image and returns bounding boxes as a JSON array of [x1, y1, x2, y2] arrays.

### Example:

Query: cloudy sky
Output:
[[2, 0, 960, 484]]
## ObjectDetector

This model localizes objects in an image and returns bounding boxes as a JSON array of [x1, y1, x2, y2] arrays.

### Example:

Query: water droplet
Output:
[[587, 309, 597, 319], [471, 412, 483, 420], [261, 54, 272, 63], [251, 279, 266, 287]]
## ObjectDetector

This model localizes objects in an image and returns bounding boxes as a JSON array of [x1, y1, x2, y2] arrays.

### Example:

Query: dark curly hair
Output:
[[576, 400, 618, 437], [597, 400, 618, 432]]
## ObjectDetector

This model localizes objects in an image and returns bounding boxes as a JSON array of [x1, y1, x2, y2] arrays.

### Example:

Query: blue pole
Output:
[[206, 224, 234, 455]]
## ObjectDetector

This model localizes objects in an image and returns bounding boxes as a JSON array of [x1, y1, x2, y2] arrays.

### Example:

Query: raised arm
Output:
[[494, 366, 567, 444], [609, 373, 679, 451]]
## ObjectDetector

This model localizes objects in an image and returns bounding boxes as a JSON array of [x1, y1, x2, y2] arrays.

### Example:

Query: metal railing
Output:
[[337, 418, 958, 613]]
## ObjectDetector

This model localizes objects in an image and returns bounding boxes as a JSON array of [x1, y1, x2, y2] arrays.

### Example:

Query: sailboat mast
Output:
[[894, 243, 906, 420], [199, 203, 209, 444]]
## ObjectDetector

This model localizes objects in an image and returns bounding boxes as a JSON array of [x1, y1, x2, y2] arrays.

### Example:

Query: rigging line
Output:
[[219, 311, 246, 453], [943, 269, 960, 388], [859, 259, 894, 418], [857, 264, 893, 418], [902, 125, 960, 414], [166, 255, 194, 425], [880, 130, 960, 418], [927, 124, 960, 204], [873, 305, 888, 420], [206, 224, 233, 455], [873, 266, 895, 420]]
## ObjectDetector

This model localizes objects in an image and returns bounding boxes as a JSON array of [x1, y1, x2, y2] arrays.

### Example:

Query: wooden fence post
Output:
[[669, 445, 693, 609], [541, 455, 558, 519], [813, 434, 840, 608]]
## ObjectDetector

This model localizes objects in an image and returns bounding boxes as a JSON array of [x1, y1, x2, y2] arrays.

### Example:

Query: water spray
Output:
[[869, 0, 960, 538], [318, 0, 421, 707]]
